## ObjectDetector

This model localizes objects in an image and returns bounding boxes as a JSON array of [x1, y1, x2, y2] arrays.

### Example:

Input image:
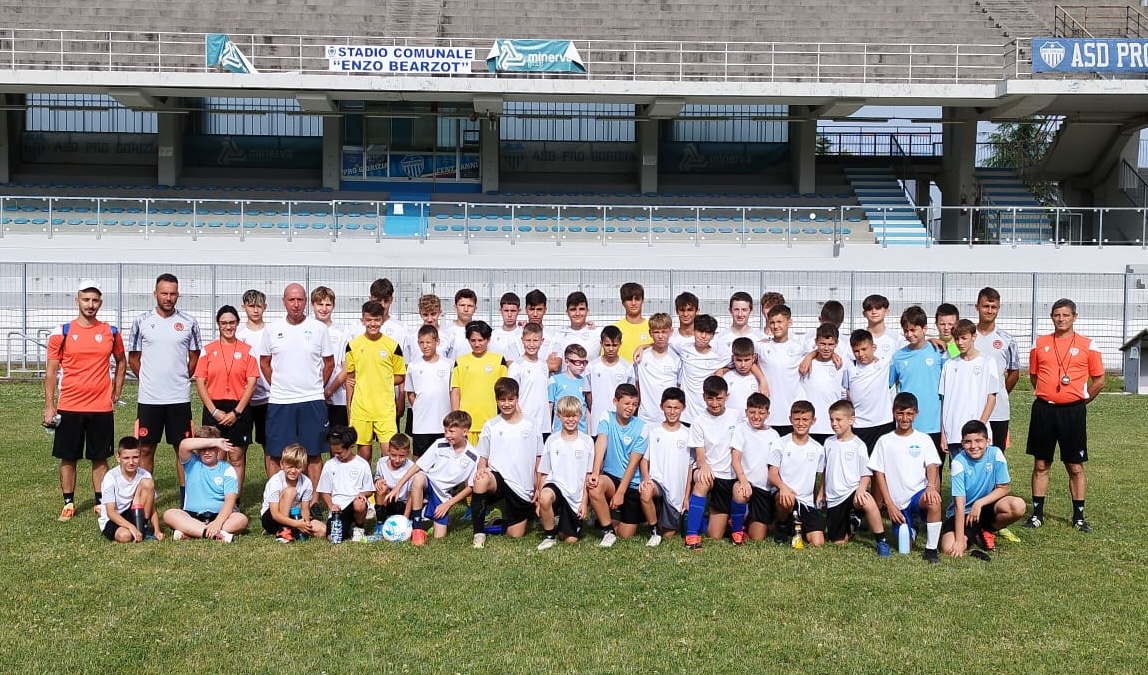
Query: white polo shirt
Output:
[[261, 317, 333, 404]]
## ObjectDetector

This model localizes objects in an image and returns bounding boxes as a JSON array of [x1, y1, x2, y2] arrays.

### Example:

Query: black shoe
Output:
[[1072, 518, 1092, 533], [922, 548, 940, 565], [310, 504, 323, 520], [1023, 514, 1043, 529], [969, 549, 991, 562]]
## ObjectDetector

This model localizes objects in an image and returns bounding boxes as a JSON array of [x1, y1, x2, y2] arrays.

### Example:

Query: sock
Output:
[[925, 521, 941, 550], [544, 528, 557, 538], [600, 522, 615, 535], [470, 493, 488, 534], [730, 501, 747, 534], [375, 506, 386, 523], [1072, 499, 1085, 522], [874, 533, 887, 543], [93, 491, 102, 503], [179, 486, 187, 508], [63, 492, 75, 505], [686, 494, 707, 536], [1032, 495, 1045, 518]]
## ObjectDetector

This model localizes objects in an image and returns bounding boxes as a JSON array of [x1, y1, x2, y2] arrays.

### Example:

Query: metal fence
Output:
[[4, 263, 1143, 377]]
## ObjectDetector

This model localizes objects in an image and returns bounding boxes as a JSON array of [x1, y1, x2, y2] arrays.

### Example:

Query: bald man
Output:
[[260, 283, 335, 486]]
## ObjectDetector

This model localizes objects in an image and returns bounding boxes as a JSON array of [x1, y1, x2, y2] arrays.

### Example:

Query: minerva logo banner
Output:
[[1033, 38, 1148, 73], [486, 40, 587, 74]]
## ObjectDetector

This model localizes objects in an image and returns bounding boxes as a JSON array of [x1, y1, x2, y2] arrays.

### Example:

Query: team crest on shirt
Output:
[[974, 365, 983, 376], [213, 476, 223, 485], [844, 451, 855, 461], [993, 339, 1003, 350], [520, 429, 530, 438], [676, 439, 687, 449], [806, 452, 816, 462], [641, 333, 649, 341], [1069, 347, 1079, 356], [1043, 346, 1050, 353], [908, 444, 922, 458], [304, 330, 313, 339], [925, 357, 934, 366], [234, 351, 242, 360], [622, 435, 632, 446], [174, 323, 185, 332], [436, 369, 446, 377], [379, 349, 389, 358], [575, 448, 585, 459], [350, 469, 361, 479], [93, 333, 102, 343], [484, 365, 493, 373]]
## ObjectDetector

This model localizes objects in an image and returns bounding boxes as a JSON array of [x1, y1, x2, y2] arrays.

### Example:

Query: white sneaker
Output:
[[218, 531, 235, 543], [537, 537, 557, 551], [172, 530, 185, 542], [646, 532, 663, 547], [599, 532, 617, 548], [472, 533, 486, 549], [351, 527, 366, 543]]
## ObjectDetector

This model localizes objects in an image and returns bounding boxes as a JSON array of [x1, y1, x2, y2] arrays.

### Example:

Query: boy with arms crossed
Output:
[[768, 400, 827, 548], [587, 384, 649, 546], [942, 420, 1026, 559], [730, 393, 782, 543], [822, 400, 889, 555], [450, 321, 508, 445], [536, 396, 596, 550], [340, 301, 407, 462], [684, 376, 741, 549], [889, 305, 945, 453], [639, 387, 692, 547]]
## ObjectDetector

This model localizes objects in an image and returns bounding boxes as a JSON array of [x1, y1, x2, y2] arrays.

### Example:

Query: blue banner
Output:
[[1032, 38, 1148, 73], [342, 147, 479, 180], [205, 34, 257, 74], [486, 40, 586, 74]]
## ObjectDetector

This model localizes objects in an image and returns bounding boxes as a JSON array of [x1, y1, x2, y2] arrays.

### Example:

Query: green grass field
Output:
[[2, 379, 1145, 674]]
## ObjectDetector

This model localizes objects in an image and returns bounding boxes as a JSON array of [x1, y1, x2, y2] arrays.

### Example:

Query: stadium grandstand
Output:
[[0, 0, 1146, 370]]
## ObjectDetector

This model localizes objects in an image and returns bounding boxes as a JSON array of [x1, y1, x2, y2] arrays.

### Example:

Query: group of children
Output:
[[97, 281, 1026, 562]]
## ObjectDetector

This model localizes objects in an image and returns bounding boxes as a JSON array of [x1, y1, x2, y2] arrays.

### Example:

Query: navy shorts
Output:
[[266, 400, 329, 457]]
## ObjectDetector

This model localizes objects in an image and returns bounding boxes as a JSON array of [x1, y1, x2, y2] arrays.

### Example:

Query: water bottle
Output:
[[329, 509, 343, 544], [897, 522, 912, 555], [289, 506, 306, 541], [44, 413, 61, 435], [792, 518, 805, 550]]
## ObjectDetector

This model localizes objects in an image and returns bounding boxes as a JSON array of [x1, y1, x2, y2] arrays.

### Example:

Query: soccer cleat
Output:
[[684, 534, 703, 550], [537, 536, 557, 551], [58, 503, 76, 522], [276, 527, 294, 543], [922, 548, 940, 565], [998, 527, 1021, 543], [218, 531, 235, 543], [472, 533, 486, 549], [599, 532, 618, 548], [1023, 514, 1043, 529], [875, 540, 892, 557], [969, 549, 991, 562], [172, 530, 185, 542], [731, 531, 746, 546], [978, 530, 996, 552], [849, 513, 863, 533], [646, 532, 663, 547], [411, 528, 427, 546], [460, 506, 473, 523], [1072, 518, 1092, 533]]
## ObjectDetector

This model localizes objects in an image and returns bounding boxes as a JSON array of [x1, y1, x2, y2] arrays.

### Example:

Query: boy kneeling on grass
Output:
[[163, 427, 248, 542], [99, 436, 163, 543], [941, 420, 1026, 561], [260, 443, 326, 542]]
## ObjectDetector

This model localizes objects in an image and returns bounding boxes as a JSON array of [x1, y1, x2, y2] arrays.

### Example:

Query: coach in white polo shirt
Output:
[[129, 273, 202, 504], [260, 283, 334, 488]]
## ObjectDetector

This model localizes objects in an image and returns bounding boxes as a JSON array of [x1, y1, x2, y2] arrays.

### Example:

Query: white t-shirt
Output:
[[506, 334, 555, 365], [260, 471, 315, 515], [823, 436, 870, 508], [236, 324, 270, 404], [730, 423, 781, 491], [585, 358, 635, 431], [406, 356, 455, 434], [539, 431, 595, 512], [867, 429, 941, 510], [635, 348, 681, 424], [714, 326, 765, 358], [261, 317, 334, 404], [129, 309, 202, 404], [323, 322, 351, 406], [98, 466, 153, 530], [375, 457, 414, 501], [380, 318, 411, 364], [645, 423, 693, 512], [974, 327, 1020, 422], [668, 329, 694, 353], [871, 330, 906, 366], [687, 407, 740, 480], [802, 330, 853, 363], [756, 337, 806, 427], [475, 416, 544, 501], [489, 325, 523, 359], [447, 324, 471, 359], [801, 358, 847, 435], [939, 354, 1001, 442], [842, 359, 893, 427], [316, 455, 373, 509], [417, 438, 478, 501], [768, 434, 826, 507], [553, 325, 598, 361], [507, 358, 552, 434], [722, 370, 760, 422], [675, 343, 730, 424]]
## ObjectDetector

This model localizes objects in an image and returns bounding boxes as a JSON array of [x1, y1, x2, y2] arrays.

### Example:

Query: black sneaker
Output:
[[969, 549, 991, 562], [1072, 518, 1092, 533], [922, 548, 940, 565], [1023, 514, 1043, 529], [310, 504, 324, 521]]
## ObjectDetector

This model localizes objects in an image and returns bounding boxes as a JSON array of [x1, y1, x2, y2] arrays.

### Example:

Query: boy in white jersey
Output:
[[406, 325, 454, 457], [386, 411, 477, 541], [238, 289, 271, 454], [714, 291, 766, 355], [585, 325, 635, 432], [730, 393, 782, 543], [417, 294, 454, 360], [821, 400, 888, 555], [99, 437, 162, 543], [490, 292, 523, 357], [684, 376, 741, 549], [768, 400, 827, 547], [669, 292, 699, 352], [843, 329, 895, 454], [801, 324, 847, 445], [470, 378, 544, 548], [756, 304, 806, 437], [551, 291, 597, 373], [868, 393, 943, 564], [861, 293, 906, 363], [448, 288, 479, 358], [311, 286, 351, 428], [639, 387, 692, 546], [536, 396, 596, 549], [676, 314, 728, 425], [260, 443, 325, 542], [723, 337, 762, 422], [939, 319, 1000, 454], [374, 434, 416, 523], [635, 313, 681, 424], [973, 287, 1020, 448], [317, 425, 374, 541], [507, 323, 552, 438]]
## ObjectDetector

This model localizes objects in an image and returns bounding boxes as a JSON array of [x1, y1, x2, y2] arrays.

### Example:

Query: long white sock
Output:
[[926, 521, 942, 549]]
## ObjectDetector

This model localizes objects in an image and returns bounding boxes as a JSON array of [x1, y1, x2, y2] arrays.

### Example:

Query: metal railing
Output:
[[817, 129, 943, 157], [1121, 158, 1148, 207], [1054, 5, 1148, 38], [0, 29, 1008, 84]]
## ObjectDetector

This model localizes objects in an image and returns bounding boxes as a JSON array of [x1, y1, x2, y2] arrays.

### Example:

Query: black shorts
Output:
[[780, 502, 826, 535], [702, 476, 736, 516], [261, 509, 286, 535], [327, 404, 348, 428], [411, 433, 439, 457], [136, 403, 193, 447], [101, 508, 134, 541], [651, 481, 684, 533], [989, 420, 1010, 450], [1026, 399, 1088, 464], [487, 471, 535, 526], [746, 486, 776, 525], [854, 422, 895, 455], [383, 499, 408, 518], [604, 474, 643, 525], [249, 402, 268, 446], [186, 510, 219, 524], [543, 483, 584, 539], [826, 494, 862, 541], [941, 500, 1001, 535], [200, 400, 254, 446], [52, 410, 114, 462]]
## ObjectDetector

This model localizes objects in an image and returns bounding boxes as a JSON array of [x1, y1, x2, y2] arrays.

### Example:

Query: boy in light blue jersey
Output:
[[547, 343, 590, 433], [587, 383, 649, 546], [941, 420, 1026, 560], [889, 305, 946, 456]]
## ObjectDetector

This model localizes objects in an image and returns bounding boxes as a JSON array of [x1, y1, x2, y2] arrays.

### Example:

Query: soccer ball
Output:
[[381, 515, 413, 542]]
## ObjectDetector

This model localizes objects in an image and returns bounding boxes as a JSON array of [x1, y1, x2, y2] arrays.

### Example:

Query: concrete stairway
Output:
[[975, 167, 1050, 243], [844, 166, 929, 246]]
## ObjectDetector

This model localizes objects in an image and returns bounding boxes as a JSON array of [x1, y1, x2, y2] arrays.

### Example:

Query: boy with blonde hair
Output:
[[261, 443, 325, 542], [635, 312, 681, 425], [536, 396, 596, 549]]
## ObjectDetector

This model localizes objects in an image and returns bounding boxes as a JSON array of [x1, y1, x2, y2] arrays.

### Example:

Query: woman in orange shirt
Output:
[[194, 305, 259, 495]]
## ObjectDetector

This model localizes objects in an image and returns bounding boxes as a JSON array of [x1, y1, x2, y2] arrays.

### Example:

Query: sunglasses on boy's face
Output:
[[567, 358, 588, 366]]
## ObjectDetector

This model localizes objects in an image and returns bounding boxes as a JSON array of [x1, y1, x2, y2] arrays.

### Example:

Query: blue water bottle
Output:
[[897, 522, 912, 555], [290, 506, 306, 541], [329, 509, 343, 544]]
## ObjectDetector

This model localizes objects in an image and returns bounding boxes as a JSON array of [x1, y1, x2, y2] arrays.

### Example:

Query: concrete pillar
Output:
[[321, 115, 343, 190], [0, 97, 13, 184], [637, 119, 658, 194], [789, 109, 816, 194], [915, 178, 931, 209], [939, 107, 978, 242], [480, 116, 499, 193], [156, 98, 183, 186]]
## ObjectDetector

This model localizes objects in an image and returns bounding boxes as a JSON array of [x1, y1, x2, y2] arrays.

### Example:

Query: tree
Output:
[[981, 117, 1059, 205], [815, 134, 833, 156]]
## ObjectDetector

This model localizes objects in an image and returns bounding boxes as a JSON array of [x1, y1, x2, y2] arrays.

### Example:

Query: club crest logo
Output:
[[992, 339, 1003, 350], [213, 476, 223, 485], [1039, 41, 1066, 69], [174, 322, 185, 332], [93, 333, 102, 343]]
